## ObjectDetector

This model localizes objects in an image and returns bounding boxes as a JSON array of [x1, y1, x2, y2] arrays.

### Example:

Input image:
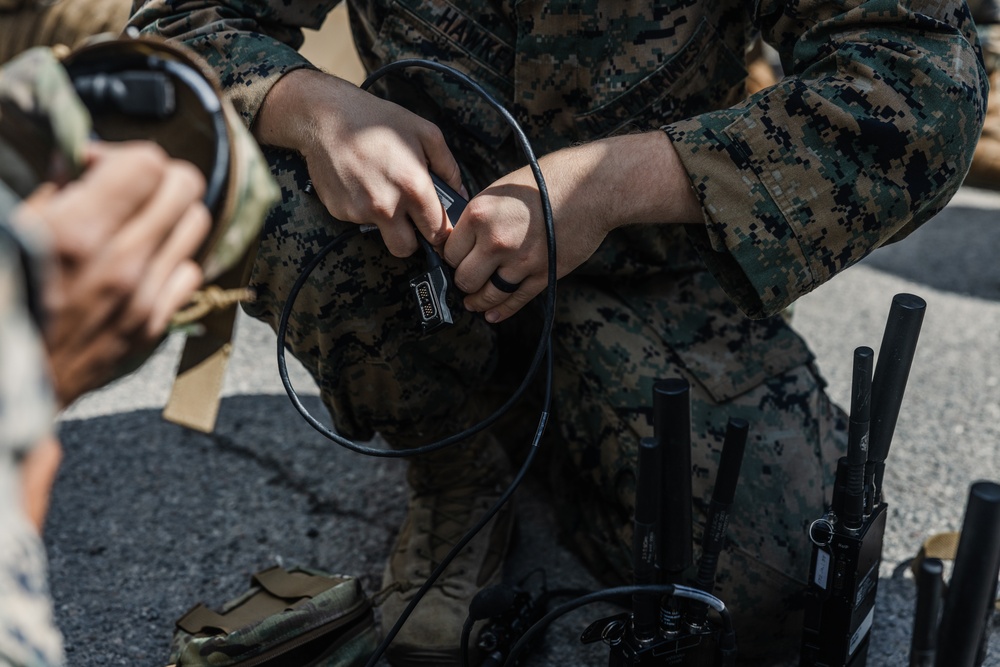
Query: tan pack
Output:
[[170, 566, 378, 667]]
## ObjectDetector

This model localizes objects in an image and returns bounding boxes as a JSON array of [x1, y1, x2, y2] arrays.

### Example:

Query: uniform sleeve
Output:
[[128, 1, 342, 128], [0, 220, 55, 459], [664, 1, 987, 319]]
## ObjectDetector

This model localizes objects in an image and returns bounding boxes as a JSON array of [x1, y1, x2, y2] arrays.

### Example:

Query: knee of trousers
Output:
[[245, 147, 499, 443]]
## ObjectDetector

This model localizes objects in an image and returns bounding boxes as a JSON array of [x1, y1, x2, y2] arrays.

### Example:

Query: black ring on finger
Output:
[[489, 270, 521, 294]]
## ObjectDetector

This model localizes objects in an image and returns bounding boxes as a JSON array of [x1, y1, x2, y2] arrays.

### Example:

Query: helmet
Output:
[[61, 33, 279, 283], [0, 34, 278, 286]]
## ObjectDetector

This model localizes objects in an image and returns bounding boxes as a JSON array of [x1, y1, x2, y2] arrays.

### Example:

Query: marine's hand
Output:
[[15, 141, 210, 407], [442, 148, 609, 322], [255, 68, 465, 257], [443, 133, 701, 322]]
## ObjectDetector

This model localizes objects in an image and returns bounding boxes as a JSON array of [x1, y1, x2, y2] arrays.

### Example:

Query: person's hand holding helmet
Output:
[[14, 140, 211, 407]]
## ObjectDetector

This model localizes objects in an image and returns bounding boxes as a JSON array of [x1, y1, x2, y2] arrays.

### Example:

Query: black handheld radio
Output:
[[800, 293, 926, 666], [581, 379, 748, 666]]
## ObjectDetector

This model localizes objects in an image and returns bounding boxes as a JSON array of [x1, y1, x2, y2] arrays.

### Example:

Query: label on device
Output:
[[814, 549, 831, 590], [848, 607, 875, 656]]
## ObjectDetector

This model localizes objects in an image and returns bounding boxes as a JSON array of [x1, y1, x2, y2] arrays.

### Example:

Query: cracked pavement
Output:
[[47, 186, 1000, 666]]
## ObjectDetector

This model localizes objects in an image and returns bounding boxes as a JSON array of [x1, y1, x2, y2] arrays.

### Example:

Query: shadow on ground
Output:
[[46, 391, 966, 666], [864, 206, 1000, 301], [45, 394, 608, 666], [47, 396, 403, 666]]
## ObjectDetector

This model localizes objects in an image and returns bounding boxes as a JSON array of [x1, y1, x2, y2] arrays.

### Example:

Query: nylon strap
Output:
[[175, 567, 342, 637], [175, 603, 234, 636], [912, 531, 961, 572], [163, 245, 255, 433], [162, 310, 235, 433], [910, 530, 1000, 610], [251, 566, 343, 600]]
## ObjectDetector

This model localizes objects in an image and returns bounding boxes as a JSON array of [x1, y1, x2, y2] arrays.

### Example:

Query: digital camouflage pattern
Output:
[[0, 219, 62, 667], [129, 0, 987, 659], [129, 1, 988, 309]]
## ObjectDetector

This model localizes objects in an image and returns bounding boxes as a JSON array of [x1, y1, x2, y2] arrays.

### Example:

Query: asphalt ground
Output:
[[42, 183, 1000, 667]]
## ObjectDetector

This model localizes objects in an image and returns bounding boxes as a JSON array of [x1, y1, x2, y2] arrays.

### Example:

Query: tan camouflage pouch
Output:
[[169, 565, 378, 667]]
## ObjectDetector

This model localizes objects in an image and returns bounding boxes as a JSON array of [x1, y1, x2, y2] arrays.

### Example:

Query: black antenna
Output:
[[632, 436, 662, 642], [654, 378, 693, 584], [935, 481, 1000, 667], [841, 347, 873, 531], [909, 557, 944, 667], [688, 418, 748, 626], [866, 293, 926, 512]]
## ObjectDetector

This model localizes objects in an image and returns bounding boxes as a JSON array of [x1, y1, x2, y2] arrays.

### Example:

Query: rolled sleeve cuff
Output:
[[664, 111, 816, 320], [153, 29, 317, 128]]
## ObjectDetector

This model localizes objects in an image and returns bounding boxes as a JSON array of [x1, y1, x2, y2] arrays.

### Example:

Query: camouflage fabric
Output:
[[0, 221, 62, 667], [0, 47, 90, 196], [170, 567, 377, 667], [0, 504, 62, 667], [130, 1, 987, 318], [0, 50, 65, 667], [0, 34, 277, 667], [547, 279, 846, 657], [0, 0, 130, 66], [129, 0, 986, 659]]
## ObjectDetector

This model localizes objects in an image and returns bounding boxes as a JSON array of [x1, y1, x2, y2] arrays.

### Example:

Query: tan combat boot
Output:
[[380, 431, 514, 666]]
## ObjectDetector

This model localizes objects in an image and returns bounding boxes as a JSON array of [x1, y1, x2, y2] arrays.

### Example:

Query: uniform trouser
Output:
[[0, 469, 63, 667], [0, 0, 130, 66], [245, 148, 848, 661]]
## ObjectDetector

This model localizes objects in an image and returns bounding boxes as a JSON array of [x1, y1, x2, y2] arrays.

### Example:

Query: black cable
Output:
[[458, 582, 597, 667], [416, 233, 443, 268], [503, 584, 734, 666], [277, 58, 557, 459], [367, 352, 551, 667], [460, 614, 477, 667], [276, 58, 558, 666]]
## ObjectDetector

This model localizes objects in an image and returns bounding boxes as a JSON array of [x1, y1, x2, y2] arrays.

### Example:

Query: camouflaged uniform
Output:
[[0, 198, 62, 667], [0, 47, 79, 667], [131, 0, 987, 658]]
